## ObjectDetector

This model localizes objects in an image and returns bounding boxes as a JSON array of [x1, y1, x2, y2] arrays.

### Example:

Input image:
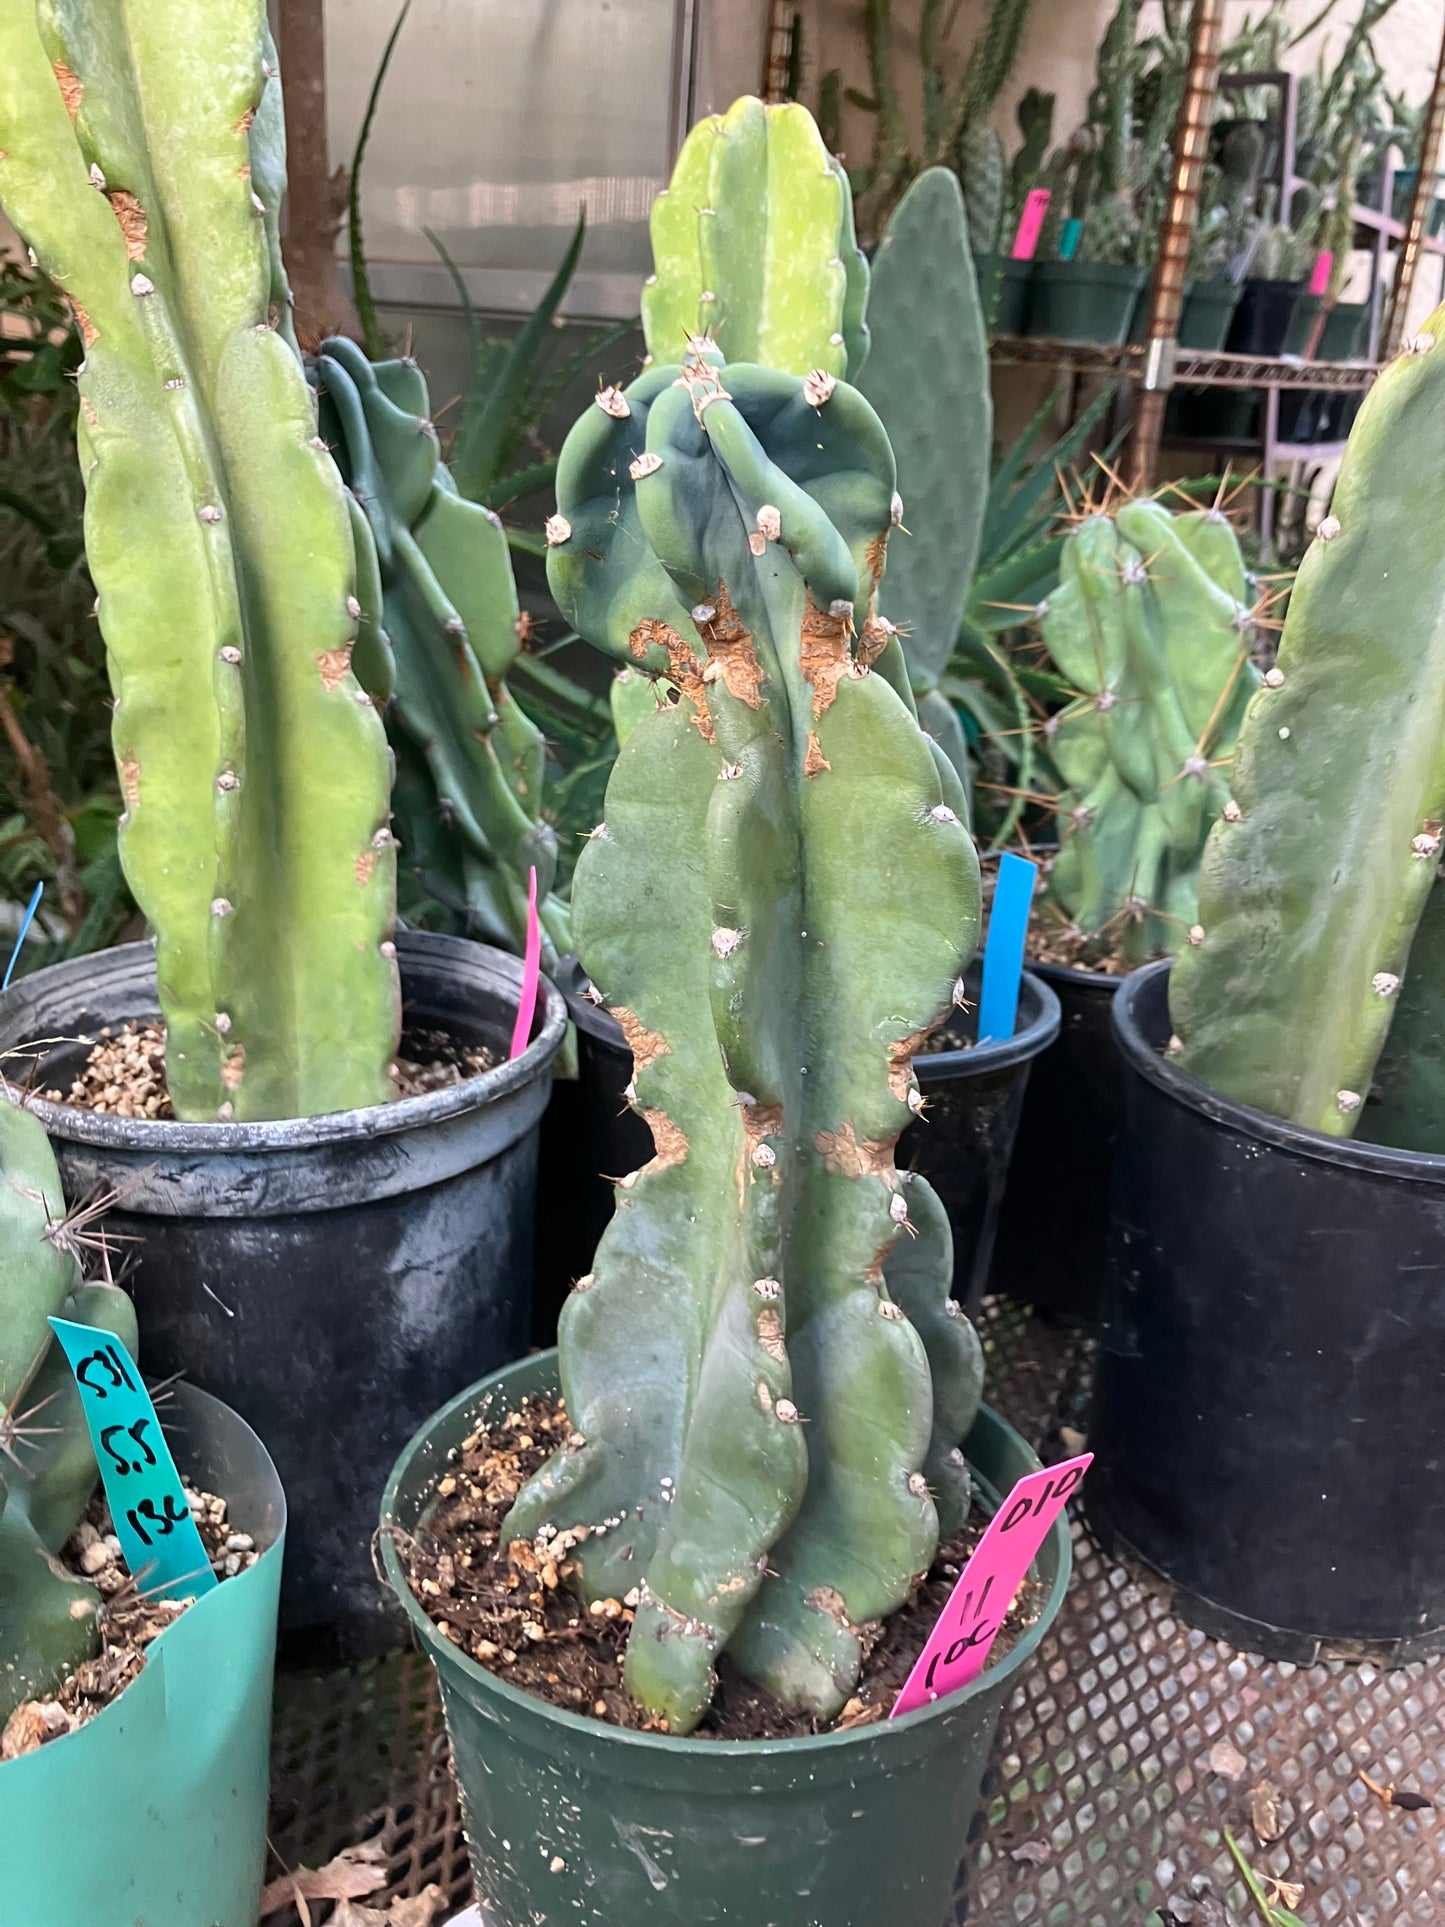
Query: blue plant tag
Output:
[[47, 1317, 219, 1601], [978, 852, 1039, 1044], [3, 879, 42, 989]]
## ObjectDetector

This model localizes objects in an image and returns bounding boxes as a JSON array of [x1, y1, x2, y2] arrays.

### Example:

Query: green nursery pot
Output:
[[1318, 300, 1370, 361], [1027, 260, 1148, 345], [972, 251, 1032, 335], [380, 1351, 1071, 1927], [1178, 277, 1242, 350], [0, 1383, 284, 1927], [1281, 290, 1324, 357]]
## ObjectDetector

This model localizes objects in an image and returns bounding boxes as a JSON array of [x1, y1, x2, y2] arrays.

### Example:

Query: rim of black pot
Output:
[[1026, 955, 1130, 994], [915, 966, 1062, 1078], [1115, 957, 1445, 1184], [379, 1349, 1073, 1758], [550, 952, 625, 1051], [0, 929, 567, 1152]]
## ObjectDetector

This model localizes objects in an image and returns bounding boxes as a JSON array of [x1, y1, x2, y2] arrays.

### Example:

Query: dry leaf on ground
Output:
[[1207, 1740, 1248, 1781], [258, 1844, 389, 1914], [332, 1885, 447, 1926]]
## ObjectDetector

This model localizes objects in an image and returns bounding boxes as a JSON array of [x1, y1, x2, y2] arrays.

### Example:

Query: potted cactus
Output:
[[992, 491, 1259, 1321], [380, 324, 1072, 1923], [0, 0, 565, 1640], [1091, 315, 1445, 1658], [0, 1097, 284, 1927]]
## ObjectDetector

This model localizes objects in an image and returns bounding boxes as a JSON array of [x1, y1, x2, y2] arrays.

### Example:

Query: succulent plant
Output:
[[315, 338, 572, 971], [1172, 310, 1445, 1146], [0, 1, 399, 1121], [505, 341, 984, 1734], [1, 1097, 135, 1720], [1041, 496, 1260, 963]]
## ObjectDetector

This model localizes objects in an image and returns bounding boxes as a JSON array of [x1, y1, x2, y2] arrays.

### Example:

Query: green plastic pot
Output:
[[0, 1383, 284, 1927], [1178, 278, 1242, 350], [1027, 260, 1147, 345], [972, 252, 1032, 335], [1318, 301, 1369, 362], [1282, 290, 1324, 358], [380, 1350, 1071, 1927]]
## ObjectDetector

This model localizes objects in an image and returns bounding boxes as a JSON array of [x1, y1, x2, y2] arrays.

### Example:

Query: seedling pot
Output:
[[1318, 300, 1369, 361], [899, 965, 1060, 1311], [0, 1383, 284, 1927], [379, 1351, 1071, 1927], [1090, 959, 1445, 1661], [0, 931, 565, 1644], [1027, 262, 1148, 346], [1177, 278, 1242, 351], [1225, 278, 1302, 356], [990, 960, 1124, 1324], [972, 252, 1032, 335]]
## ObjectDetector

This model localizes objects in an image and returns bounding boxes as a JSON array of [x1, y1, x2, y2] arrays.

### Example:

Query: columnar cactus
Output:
[[1172, 311, 1445, 1144], [642, 96, 870, 380], [0, 1, 398, 1121], [1, 1099, 136, 1718], [315, 339, 572, 970], [1041, 497, 1259, 963], [504, 344, 984, 1734]]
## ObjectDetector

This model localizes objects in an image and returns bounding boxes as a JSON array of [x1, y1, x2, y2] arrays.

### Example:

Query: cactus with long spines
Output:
[[1, 1098, 137, 1719], [0, 0, 398, 1121], [1172, 310, 1445, 1142], [642, 96, 870, 380], [504, 345, 983, 1733], [315, 339, 571, 970], [1042, 497, 1259, 963]]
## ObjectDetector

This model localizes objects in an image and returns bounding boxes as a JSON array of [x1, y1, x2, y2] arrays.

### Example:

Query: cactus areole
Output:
[[0, 1, 400, 1122], [502, 342, 985, 1734]]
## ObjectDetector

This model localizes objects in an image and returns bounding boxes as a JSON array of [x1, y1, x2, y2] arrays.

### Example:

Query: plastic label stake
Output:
[[48, 1317, 218, 1601], [2, 880, 43, 990], [891, 1453, 1091, 1717], [1010, 188, 1051, 261], [977, 852, 1038, 1043], [509, 865, 541, 1060], [1308, 250, 1334, 297], [1059, 217, 1083, 261]]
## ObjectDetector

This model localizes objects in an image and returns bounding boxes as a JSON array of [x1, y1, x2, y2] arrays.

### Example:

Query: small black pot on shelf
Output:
[[1225, 278, 1303, 356], [1089, 959, 1445, 1663]]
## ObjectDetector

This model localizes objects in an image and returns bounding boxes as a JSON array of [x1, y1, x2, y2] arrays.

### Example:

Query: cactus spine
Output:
[[1, 1098, 137, 1718], [316, 339, 571, 970], [0, 0, 398, 1121], [1041, 497, 1259, 963], [506, 344, 983, 1733], [642, 97, 870, 380], [1172, 311, 1445, 1142]]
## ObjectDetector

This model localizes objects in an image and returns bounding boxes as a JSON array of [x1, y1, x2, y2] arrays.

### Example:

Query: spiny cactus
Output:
[[506, 344, 984, 1734], [1041, 494, 1260, 964], [957, 123, 1006, 257], [1172, 311, 1445, 1144], [315, 339, 571, 971], [642, 96, 870, 380], [859, 167, 991, 794], [0, 1, 398, 1121], [1, 1098, 136, 1719]]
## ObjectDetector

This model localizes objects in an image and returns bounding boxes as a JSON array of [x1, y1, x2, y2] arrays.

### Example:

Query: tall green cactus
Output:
[[1172, 313, 1445, 1142], [859, 167, 991, 793], [505, 345, 983, 1733], [1041, 497, 1259, 963], [0, 0, 398, 1122], [1, 1099, 137, 1718], [315, 339, 571, 971], [642, 96, 870, 380]]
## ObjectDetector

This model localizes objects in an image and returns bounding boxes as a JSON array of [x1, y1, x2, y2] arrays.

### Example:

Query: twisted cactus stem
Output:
[[316, 339, 571, 971], [642, 96, 870, 380], [0, 0, 398, 1121], [506, 346, 982, 1733], [1041, 495, 1259, 964], [1, 1097, 136, 1717], [1172, 312, 1445, 1139]]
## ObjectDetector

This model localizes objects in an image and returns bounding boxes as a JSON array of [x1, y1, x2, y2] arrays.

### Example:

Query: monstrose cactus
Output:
[[1040, 496, 1259, 962], [315, 338, 571, 971], [1172, 310, 1445, 1147], [0, 0, 398, 1121], [503, 341, 984, 1734], [1, 1100, 135, 1720]]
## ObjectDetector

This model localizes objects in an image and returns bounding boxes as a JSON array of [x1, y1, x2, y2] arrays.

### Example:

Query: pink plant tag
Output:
[[509, 866, 541, 1060], [1308, 249, 1333, 297], [890, 1453, 1091, 1718], [1010, 188, 1051, 260]]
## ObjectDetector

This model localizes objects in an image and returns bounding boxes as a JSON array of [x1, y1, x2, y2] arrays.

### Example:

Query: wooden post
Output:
[[1383, 10, 1445, 357], [1131, 0, 1226, 490], [275, 0, 357, 345]]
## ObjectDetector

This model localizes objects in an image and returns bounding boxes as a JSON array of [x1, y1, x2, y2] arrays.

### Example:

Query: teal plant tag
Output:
[[1059, 217, 1083, 261], [47, 1317, 218, 1601]]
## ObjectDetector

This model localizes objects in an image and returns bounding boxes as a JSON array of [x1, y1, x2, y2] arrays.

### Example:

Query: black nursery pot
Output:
[[0, 930, 565, 1646], [1225, 278, 1303, 356], [989, 961, 1124, 1325], [1089, 959, 1445, 1662], [899, 965, 1060, 1311]]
